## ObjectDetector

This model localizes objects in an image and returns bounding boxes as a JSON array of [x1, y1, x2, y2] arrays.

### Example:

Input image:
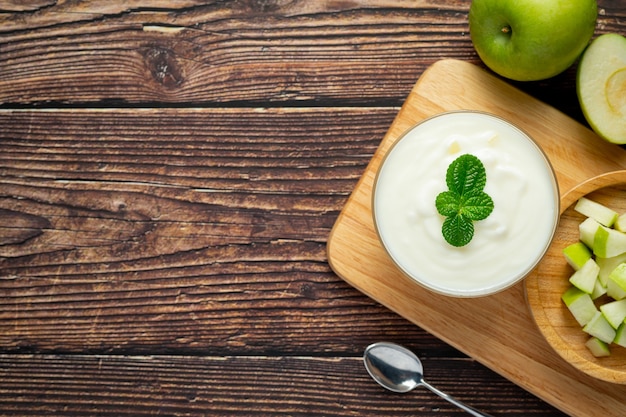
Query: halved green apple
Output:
[[577, 33, 626, 144]]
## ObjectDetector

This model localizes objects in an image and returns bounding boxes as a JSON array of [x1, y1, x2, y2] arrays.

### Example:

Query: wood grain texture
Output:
[[0, 107, 393, 354], [4, 0, 625, 415], [327, 59, 626, 416], [0, 0, 620, 112], [0, 0, 475, 106], [0, 354, 559, 416]]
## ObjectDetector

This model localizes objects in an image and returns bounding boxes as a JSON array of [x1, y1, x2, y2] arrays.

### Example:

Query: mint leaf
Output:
[[461, 191, 494, 221], [435, 191, 461, 217], [442, 214, 474, 248], [446, 154, 486, 195], [435, 154, 494, 247]]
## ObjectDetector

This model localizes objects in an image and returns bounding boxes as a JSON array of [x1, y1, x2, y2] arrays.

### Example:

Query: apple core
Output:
[[607, 69, 626, 113]]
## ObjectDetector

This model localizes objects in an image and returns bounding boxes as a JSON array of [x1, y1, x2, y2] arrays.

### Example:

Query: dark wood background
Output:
[[1, 1, 624, 415]]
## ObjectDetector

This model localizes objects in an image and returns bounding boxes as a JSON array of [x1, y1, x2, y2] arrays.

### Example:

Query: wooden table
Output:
[[1, 1, 623, 415]]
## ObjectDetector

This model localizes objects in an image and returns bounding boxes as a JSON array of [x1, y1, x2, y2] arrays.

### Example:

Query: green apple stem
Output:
[[501, 25, 511, 34]]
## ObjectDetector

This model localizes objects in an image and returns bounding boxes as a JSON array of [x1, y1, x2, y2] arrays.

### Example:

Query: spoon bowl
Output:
[[364, 342, 492, 417], [363, 342, 422, 393]]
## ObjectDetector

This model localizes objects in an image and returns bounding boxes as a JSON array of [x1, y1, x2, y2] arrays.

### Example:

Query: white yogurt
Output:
[[373, 111, 559, 297]]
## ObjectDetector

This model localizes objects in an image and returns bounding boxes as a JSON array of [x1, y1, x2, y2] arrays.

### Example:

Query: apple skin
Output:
[[469, 0, 598, 81]]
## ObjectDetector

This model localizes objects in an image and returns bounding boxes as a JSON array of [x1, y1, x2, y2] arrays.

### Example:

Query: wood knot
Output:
[[300, 283, 316, 299], [242, 0, 295, 13], [0, 209, 50, 246], [143, 46, 185, 89]]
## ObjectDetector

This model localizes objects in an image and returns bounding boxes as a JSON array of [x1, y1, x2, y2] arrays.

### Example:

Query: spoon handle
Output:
[[421, 380, 493, 417]]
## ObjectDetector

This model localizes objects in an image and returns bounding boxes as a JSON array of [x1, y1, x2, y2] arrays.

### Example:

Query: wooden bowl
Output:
[[527, 170, 626, 384]]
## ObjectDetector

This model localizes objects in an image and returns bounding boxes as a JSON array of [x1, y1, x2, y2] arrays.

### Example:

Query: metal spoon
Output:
[[364, 342, 493, 417]]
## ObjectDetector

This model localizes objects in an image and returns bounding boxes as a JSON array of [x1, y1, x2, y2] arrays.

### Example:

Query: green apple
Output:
[[614, 323, 626, 347], [577, 33, 626, 144], [583, 311, 616, 344], [569, 258, 599, 294], [562, 286, 598, 326], [593, 225, 626, 258], [615, 213, 626, 232], [469, 0, 597, 81], [579, 217, 601, 249], [585, 336, 611, 357], [574, 197, 618, 227], [607, 276, 626, 300], [591, 280, 607, 300], [609, 263, 626, 293], [600, 299, 626, 329], [563, 241, 592, 270], [597, 253, 626, 286]]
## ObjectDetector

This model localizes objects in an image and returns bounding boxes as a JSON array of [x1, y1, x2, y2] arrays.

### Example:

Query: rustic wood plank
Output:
[[1, 1, 622, 119], [0, 0, 55, 12], [0, 0, 481, 106], [0, 107, 390, 257], [0, 107, 431, 355], [0, 108, 452, 354], [0, 354, 564, 416]]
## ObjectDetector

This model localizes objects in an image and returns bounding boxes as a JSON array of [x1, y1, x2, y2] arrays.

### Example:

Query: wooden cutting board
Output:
[[327, 59, 626, 416]]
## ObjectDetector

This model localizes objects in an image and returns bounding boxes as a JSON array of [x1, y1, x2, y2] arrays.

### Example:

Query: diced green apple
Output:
[[561, 207, 626, 354], [615, 213, 626, 233], [574, 197, 618, 227], [596, 253, 626, 286], [600, 299, 626, 329], [614, 323, 626, 348], [609, 263, 626, 292], [583, 311, 617, 344], [593, 224, 626, 258], [591, 279, 608, 300], [569, 258, 599, 294], [585, 337, 611, 357], [579, 217, 602, 249], [562, 286, 599, 326], [563, 241, 592, 270], [607, 276, 626, 300], [577, 33, 626, 144]]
